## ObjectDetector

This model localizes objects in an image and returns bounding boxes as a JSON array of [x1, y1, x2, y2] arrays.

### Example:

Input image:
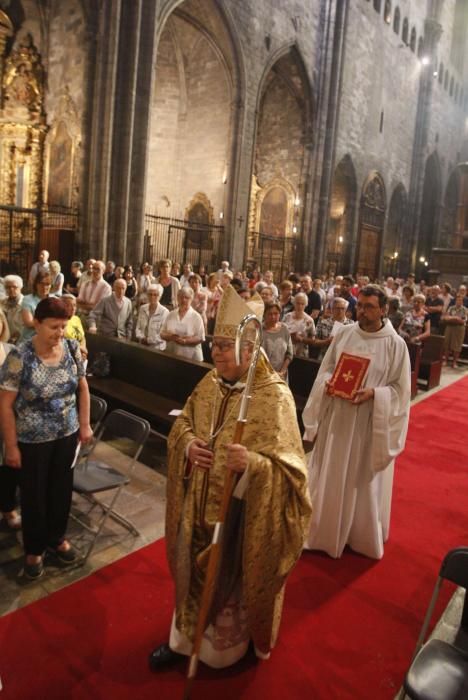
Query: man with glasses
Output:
[[76, 260, 111, 321], [1, 275, 24, 343], [303, 284, 410, 560], [149, 286, 311, 672]]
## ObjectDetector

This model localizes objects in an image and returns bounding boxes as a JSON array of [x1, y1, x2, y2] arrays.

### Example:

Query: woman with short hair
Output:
[[262, 301, 293, 380], [283, 292, 315, 358], [156, 259, 181, 310], [189, 274, 207, 330], [398, 294, 431, 343], [135, 284, 169, 349], [19, 270, 52, 342], [0, 297, 92, 580], [49, 260, 64, 296], [160, 287, 205, 361]]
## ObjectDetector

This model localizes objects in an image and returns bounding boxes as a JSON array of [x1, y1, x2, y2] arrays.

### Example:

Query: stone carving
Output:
[[363, 175, 385, 211], [3, 34, 45, 120]]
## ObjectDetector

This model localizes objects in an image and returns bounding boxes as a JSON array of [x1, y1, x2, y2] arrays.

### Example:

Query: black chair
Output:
[[71, 409, 150, 561], [400, 547, 468, 699], [76, 395, 108, 463], [90, 394, 107, 431]]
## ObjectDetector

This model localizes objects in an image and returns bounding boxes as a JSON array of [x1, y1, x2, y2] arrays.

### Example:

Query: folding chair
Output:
[[72, 409, 150, 561], [90, 394, 107, 431], [76, 395, 108, 463], [400, 547, 468, 699]]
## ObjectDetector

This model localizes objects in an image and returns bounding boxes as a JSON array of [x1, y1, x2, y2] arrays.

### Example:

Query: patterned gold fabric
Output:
[[165, 352, 311, 654]]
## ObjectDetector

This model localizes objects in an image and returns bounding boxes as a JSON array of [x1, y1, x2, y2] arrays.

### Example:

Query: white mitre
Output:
[[214, 285, 264, 339]]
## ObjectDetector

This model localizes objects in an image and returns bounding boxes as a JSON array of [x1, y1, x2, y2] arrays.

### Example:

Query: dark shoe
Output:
[[48, 545, 79, 565], [23, 559, 44, 581], [148, 643, 185, 672]]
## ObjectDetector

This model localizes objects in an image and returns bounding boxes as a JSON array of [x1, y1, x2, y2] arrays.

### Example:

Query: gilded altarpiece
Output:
[[0, 32, 47, 209]]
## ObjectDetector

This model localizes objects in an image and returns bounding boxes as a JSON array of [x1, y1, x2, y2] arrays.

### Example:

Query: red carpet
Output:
[[1, 376, 468, 699]]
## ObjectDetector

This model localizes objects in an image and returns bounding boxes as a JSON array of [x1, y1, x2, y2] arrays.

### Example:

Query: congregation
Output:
[[0, 248, 467, 582], [1, 250, 467, 371]]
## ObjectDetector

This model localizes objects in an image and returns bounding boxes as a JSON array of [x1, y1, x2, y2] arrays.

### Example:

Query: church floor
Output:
[[1, 364, 467, 632]]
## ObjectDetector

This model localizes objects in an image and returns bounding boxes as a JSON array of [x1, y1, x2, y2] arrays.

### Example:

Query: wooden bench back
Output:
[[421, 334, 445, 363], [85, 333, 212, 403]]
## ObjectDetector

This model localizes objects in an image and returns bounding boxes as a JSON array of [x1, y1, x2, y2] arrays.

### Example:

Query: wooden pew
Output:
[[417, 334, 445, 390], [289, 356, 322, 431], [407, 342, 422, 399], [85, 333, 211, 435]]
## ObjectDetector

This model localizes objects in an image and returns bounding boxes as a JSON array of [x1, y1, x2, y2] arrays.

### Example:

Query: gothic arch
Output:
[[326, 154, 357, 275], [146, 0, 242, 233], [248, 45, 313, 271], [356, 172, 386, 279]]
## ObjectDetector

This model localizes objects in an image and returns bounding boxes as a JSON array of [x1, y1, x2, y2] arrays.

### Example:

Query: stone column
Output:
[[306, 0, 350, 274], [83, 0, 158, 264], [406, 11, 443, 273], [82, 1, 122, 258]]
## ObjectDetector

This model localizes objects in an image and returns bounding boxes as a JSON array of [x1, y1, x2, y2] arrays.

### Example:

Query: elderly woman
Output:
[[398, 293, 431, 343], [279, 280, 294, 319], [400, 285, 415, 314], [0, 309, 17, 529], [137, 262, 156, 305], [62, 293, 87, 360], [206, 272, 223, 334], [20, 270, 52, 342], [0, 297, 92, 580], [283, 292, 315, 358], [442, 292, 468, 367], [1, 274, 24, 343], [49, 260, 64, 296], [189, 273, 207, 330], [156, 258, 181, 310], [123, 265, 138, 301], [312, 297, 354, 358], [262, 301, 293, 380], [160, 287, 205, 361], [135, 284, 169, 350]]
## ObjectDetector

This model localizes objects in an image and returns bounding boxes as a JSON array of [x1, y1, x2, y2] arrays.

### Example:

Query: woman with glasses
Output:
[[398, 293, 431, 344], [160, 288, 205, 361], [19, 271, 52, 342]]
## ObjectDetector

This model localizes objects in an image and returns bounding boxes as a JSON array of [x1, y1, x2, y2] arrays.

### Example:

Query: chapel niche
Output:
[[356, 173, 386, 279]]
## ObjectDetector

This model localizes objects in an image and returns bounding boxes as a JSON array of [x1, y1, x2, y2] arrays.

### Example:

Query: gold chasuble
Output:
[[166, 351, 311, 657]]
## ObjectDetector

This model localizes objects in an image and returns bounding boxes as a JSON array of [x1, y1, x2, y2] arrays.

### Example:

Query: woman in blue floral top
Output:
[[0, 297, 93, 580]]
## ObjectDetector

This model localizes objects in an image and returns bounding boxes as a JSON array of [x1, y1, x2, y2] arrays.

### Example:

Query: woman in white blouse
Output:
[[135, 284, 169, 350], [283, 292, 316, 358], [160, 287, 205, 361]]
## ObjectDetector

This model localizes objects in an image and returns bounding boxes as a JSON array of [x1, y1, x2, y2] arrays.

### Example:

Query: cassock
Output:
[[165, 353, 311, 667], [302, 320, 410, 559]]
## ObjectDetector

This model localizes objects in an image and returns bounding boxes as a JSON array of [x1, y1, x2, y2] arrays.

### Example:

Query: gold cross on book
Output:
[[342, 370, 354, 382]]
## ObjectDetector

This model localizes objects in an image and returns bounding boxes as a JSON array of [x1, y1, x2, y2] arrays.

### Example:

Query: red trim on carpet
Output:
[[1, 377, 467, 699]]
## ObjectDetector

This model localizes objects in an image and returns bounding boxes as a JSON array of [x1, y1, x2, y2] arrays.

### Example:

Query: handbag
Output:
[[89, 352, 111, 377]]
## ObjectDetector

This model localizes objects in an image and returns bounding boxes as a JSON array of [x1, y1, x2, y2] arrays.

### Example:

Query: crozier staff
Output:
[[149, 286, 311, 671]]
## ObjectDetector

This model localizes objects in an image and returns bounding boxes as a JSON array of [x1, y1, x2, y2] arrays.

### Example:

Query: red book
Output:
[[328, 352, 370, 400]]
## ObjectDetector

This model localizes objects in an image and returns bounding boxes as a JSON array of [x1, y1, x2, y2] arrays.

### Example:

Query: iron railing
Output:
[[0, 204, 79, 282], [247, 231, 301, 281], [143, 214, 225, 271]]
